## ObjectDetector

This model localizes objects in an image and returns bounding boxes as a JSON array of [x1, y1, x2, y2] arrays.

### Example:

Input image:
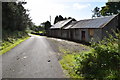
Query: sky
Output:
[[23, 0, 108, 26]]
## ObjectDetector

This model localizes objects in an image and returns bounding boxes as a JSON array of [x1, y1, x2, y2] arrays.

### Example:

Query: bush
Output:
[[74, 31, 120, 79]]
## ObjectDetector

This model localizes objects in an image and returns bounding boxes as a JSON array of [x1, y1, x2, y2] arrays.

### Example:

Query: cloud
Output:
[[24, 0, 69, 25], [73, 3, 91, 10], [23, 0, 106, 25]]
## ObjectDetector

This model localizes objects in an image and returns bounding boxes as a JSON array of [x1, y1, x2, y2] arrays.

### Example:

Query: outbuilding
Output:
[[69, 15, 118, 42], [49, 14, 119, 42], [49, 19, 76, 38]]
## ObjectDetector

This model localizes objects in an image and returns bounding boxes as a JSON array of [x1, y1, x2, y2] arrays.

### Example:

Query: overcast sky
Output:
[[23, 0, 108, 25]]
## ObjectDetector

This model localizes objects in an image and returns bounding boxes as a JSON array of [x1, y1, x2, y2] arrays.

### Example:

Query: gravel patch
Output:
[[46, 37, 90, 60]]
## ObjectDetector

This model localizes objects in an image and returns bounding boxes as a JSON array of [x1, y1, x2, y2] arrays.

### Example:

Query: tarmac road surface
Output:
[[2, 35, 65, 78]]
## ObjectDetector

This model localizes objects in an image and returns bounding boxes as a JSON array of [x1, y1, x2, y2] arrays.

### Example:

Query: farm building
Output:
[[49, 14, 119, 42], [48, 19, 76, 38]]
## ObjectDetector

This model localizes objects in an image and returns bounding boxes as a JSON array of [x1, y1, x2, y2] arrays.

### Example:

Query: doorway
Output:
[[81, 31, 85, 41], [70, 29, 73, 40]]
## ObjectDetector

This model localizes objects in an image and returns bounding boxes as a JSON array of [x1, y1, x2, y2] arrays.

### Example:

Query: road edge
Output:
[[0, 37, 30, 55]]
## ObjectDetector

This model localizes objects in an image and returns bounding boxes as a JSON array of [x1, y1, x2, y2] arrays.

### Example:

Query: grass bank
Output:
[[1, 30, 30, 55], [0, 36, 29, 55]]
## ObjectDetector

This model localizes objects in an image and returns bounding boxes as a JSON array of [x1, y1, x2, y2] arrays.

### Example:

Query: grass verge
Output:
[[60, 54, 80, 78], [59, 48, 84, 78], [0, 37, 29, 55]]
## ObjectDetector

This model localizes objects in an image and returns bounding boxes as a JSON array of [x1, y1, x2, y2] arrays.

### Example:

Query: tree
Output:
[[42, 21, 51, 30], [64, 17, 67, 20], [68, 17, 74, 19], [54, 15, 76, 24], [68, 17, 76, 21], [58, 15, 64, 21], [54, 15, 64, 24], [2, 2, 32, 31], [54, 16, 59, 24], [100, 2, 120, 16], [92, 7, 101, 18]]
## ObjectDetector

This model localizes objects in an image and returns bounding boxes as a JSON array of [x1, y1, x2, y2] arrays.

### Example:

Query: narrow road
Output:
[[2, 35, 65, 78]]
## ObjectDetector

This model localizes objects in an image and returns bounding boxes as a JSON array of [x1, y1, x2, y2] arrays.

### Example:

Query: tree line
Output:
[[2, 1, 33, 41], [2, 2, 32, 32], [54, 15, 76, 24]]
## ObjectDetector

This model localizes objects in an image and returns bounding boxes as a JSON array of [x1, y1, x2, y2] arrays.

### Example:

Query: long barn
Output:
[[48, 14, 119, 42]]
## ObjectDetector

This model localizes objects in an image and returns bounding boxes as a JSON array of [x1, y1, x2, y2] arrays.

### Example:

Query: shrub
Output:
[[74, 31, 120, 79]]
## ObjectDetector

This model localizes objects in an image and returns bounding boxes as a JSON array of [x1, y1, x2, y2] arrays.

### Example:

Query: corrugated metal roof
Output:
[[50, 19, 72, 29], [71, 15, 116, 29], [64, 21, 77, 29]]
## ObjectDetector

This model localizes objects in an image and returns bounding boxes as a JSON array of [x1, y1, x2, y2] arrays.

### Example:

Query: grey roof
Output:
[[64, 21, 77, 29], [71, 15, 116, 29], [50, 19, 72, 29]]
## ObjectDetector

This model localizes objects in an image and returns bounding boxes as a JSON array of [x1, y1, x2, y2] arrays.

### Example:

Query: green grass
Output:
[[60, 54, 84, 79], [0, 37, 29, 55], [60, 54, 77, 78], [59, 47, 84, 78], [58, 44, 89, 79], [39, 31, 45, 33]]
